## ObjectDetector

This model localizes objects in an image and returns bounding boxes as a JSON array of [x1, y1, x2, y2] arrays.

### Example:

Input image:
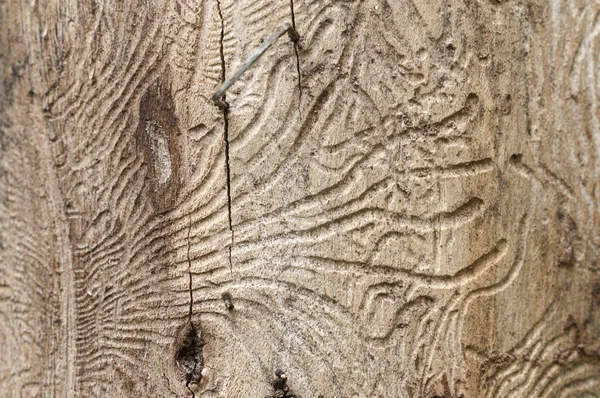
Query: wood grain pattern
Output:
[[1, 0, 599, 397]]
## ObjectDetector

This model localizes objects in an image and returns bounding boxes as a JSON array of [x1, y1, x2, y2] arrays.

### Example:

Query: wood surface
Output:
[[1, 0, 599, 397]]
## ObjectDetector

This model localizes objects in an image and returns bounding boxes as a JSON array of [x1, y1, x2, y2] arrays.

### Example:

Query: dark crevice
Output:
[[186, 383, 195, 398], [186, 219, 193, 323], [175, 323, 204, 398], [216, 0, 234, 273], [289, 0, 302, 107], [216, 0, 226, 85], [183, 222, 200, 397]]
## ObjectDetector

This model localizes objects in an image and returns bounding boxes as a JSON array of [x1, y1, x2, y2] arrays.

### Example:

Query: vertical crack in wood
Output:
[[187, 379, 196, 398], [216, 0, 234, 273], [178, 218, 204, 398], [289, 0, 302, 108], [183, 223, 200, 398], [187, 219, 193, 324]]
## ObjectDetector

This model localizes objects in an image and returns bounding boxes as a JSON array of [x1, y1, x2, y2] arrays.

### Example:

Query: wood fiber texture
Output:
[[0, 0, 599, 397]]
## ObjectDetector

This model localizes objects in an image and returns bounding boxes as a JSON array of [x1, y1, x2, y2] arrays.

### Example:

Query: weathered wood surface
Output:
[[1, 0, 599, 397]]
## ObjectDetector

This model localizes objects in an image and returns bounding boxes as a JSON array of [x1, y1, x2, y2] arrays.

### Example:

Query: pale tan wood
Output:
[[1, 0, 599, 397]]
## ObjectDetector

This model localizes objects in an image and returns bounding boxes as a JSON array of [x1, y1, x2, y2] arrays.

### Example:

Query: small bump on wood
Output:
[[222, 291, 234, 311]]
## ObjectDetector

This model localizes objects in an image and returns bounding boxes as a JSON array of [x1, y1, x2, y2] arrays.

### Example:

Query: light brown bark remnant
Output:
[[1, 0, 599, 397]]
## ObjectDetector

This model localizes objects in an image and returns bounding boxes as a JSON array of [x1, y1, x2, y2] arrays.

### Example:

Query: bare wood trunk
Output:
[[1, 0, 599, 397]]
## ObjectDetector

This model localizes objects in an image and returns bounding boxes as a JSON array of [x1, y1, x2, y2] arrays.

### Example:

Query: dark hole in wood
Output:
[[175, 323, 204, 387]]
